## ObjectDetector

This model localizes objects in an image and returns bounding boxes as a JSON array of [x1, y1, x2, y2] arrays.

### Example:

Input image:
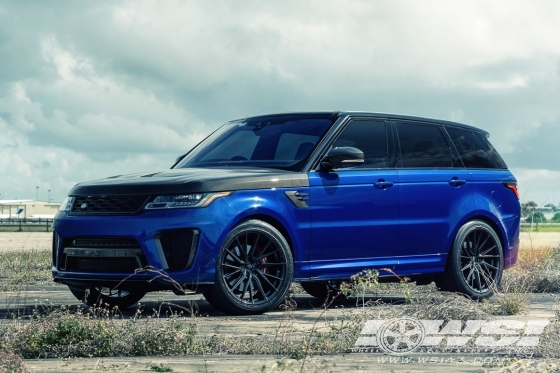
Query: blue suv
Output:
[[52, 112, 521, 314]]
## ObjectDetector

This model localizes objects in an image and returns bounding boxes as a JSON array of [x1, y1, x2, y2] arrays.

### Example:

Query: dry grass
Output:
[[1, 245, 559, 370], [0, 347, 29, 373], [501, 246, 560, 293], [0, 250, 53, 291]]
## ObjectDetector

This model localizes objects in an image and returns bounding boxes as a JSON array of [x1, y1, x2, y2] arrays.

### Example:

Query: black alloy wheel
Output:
[[204, 220, 294, 315], [69, 287, 146, 309], [436, 220, 503, 299]]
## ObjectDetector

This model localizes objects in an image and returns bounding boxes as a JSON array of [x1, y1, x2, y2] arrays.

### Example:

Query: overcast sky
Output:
[[0, 0, 559, 203]]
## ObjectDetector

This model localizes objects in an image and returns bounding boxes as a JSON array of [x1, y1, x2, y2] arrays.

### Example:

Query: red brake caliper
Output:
[[255, 246, 269, 275]]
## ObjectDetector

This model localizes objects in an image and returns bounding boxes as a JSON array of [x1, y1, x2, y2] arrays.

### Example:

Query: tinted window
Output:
[[333, 120, 388, 168], [275, 134, 319, 161], [446, 127, 497, 168], [396, 122, 452, 168], [473, 132, 508, 169], [200, 131, 259, 161], [175, 115, 336, 171]]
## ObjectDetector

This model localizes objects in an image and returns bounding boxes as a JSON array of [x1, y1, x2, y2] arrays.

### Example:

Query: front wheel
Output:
[[69, 287, 146, 309], [203, 220, 294, 315], [436, 220, 503, 299]]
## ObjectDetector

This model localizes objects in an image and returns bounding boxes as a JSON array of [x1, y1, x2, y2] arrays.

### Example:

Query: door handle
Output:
[[449, 178, 466, 187], [374, 180, 394, 189]]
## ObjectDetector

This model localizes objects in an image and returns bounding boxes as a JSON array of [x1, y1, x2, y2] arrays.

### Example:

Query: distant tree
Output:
[[552, 212, 560, 223], [521, 201, 547, 227], [531, 212, 547, 225], [521, 201, 538, 218], [544, 203, 557, 212]]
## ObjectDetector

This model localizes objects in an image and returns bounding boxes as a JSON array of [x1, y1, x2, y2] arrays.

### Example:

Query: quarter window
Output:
[[472, 132, 508, 169], [446, 127, 497, 169], [396, 122, 452, 168]]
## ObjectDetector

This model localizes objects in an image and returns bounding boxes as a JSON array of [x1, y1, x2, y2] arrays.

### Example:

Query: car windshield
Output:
[[174, 114, 338, 171]]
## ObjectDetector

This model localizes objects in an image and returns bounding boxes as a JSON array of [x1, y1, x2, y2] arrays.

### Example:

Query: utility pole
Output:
[[36, 186, 39, 201], [48, 189, 51, 204]]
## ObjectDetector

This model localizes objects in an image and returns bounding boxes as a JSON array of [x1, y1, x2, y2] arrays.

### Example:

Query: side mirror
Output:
[[320, 147, 364, 171]]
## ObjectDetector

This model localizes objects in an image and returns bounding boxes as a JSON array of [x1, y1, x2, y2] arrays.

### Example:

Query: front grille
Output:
[[60, 236, 147, 272], [52, 231, 59, 266], [68, 258, 140, 272], [159, 229, 199, 270], [70, 195, 149, 215], [65, 237, 140, 248]]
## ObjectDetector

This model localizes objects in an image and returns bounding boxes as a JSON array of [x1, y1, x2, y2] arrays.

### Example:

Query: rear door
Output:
[[395, 121, 475, 274], [308, 119, 400, 279], [445, 127, 520, 267]]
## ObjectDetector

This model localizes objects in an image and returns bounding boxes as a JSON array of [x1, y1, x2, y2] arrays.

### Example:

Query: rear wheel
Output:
[[300, 281, 344, 300], [203, 220, 294, 315], [69, 287, 146, 309], [436, 220, 503, 299]]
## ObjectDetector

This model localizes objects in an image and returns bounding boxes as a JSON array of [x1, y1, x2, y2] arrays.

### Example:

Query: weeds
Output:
[[148, 363, 174, 372], [0, 305, 199, 359], [480, 293, 528, 315], [340, 269, 379, 302], [1, 243, 559, 369], [0, 250, 53, 291], [0, 346, 29, 373], [501, 246, 560, 293]]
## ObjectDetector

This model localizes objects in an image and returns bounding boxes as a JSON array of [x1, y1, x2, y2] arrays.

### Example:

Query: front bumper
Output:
[[52, 198, 238, 289]]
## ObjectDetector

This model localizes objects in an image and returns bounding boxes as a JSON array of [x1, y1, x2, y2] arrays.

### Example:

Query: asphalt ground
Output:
[[2, 291, 558, 372]]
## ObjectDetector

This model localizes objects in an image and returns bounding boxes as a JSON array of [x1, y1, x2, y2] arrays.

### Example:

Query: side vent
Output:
[[284, 191, 309, 208]]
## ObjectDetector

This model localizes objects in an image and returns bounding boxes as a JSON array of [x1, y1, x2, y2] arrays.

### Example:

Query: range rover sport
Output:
[[52, 112, 521, 314]]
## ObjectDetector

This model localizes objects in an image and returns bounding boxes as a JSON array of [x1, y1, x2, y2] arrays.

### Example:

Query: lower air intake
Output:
[[159, 229, 199, 270]]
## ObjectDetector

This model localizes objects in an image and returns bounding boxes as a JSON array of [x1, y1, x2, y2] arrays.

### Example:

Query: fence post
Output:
[[18, 218, 22, 232], [46, 219, 50, 232]]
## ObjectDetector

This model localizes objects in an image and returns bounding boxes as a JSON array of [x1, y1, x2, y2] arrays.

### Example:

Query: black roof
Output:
[[235, 111, 489, 135]]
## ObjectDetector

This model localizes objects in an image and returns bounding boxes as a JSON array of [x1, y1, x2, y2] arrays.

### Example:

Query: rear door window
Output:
[[396, 122, 452, 168], [446, 127, 498, 169]]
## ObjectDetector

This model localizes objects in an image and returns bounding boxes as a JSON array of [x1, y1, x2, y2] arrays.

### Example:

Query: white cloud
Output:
[[0, 0, 560, 203], [512, 168, 560, 205]]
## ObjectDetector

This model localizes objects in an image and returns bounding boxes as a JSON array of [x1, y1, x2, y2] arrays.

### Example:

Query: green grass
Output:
[[0, 224, 52, 233], [521, 224, 560, 232]]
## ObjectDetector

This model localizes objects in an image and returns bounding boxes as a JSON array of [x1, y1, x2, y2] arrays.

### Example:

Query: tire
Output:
[[436, 220, 503, 299], [69, 286, 146, 309], [203, 220, 294, 315], [300, 281, 345, 300]]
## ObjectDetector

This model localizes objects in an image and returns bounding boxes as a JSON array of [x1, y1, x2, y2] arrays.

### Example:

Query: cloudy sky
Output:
[[0, 0, 559, 203]]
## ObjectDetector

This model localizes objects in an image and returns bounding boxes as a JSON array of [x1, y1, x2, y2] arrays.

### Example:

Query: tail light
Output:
[[503, 182, 519, 200]]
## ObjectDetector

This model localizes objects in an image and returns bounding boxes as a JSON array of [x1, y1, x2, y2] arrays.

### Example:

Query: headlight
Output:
[[59, 197, 75, 212], [144, 192, 232, 210]]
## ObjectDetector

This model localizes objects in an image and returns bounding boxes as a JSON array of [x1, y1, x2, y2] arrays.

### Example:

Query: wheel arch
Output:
[[237, 213, 295, 258], [223, 191, 308, 264], [443, 214, 507, 269]]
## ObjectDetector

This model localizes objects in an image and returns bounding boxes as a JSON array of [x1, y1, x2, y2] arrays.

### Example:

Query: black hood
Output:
[[69, 168, 309, 196]]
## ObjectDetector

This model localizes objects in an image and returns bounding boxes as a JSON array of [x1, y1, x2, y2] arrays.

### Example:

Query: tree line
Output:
[[522, 201, 560, 225]]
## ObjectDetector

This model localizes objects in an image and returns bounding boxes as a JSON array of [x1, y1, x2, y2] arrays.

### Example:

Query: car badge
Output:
[[80, 203, 88, 209]]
